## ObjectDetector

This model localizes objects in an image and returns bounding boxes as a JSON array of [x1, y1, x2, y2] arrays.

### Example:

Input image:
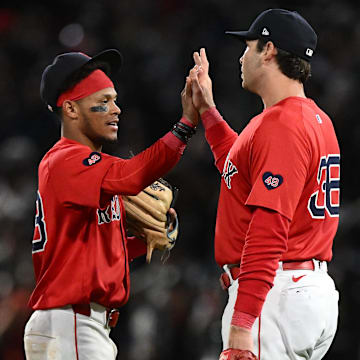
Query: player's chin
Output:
[[239, 73, 246, 88], [239, 78, 246, 89], [100, 132, 118, 144]]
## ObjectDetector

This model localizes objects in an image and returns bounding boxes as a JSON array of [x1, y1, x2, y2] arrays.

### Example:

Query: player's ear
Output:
[[262, 41, 277, 63], [62, 100, 79, 119]]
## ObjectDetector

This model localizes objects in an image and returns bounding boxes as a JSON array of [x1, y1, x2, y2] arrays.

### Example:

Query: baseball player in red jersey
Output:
[[23, 49, 198, 359], [186, 9, 340, 360]]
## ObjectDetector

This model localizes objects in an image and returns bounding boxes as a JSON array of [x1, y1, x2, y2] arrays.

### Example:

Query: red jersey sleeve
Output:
[[245, 110, 310, 220], [48, 145, 117, 209], [101, 133, 184, 196], [234, 207, 289, 319], [49, 129, 186, 209], [202, 107, 238, 173]]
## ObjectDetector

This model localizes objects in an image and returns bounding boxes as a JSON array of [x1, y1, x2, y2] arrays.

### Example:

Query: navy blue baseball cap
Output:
[[226, 9, 317, 62], [40, 49, 123, 111]]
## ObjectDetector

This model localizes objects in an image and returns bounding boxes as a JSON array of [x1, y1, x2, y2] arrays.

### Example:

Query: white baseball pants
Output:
[[24, 303, 117, 360], [222, 260, 339, 360]]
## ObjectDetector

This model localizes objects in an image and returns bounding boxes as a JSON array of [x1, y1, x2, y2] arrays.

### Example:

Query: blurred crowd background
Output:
[[1, 0, 360, 358]]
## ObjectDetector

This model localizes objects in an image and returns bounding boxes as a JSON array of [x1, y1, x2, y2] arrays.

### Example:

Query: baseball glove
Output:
[[122, 178, 179, 263], [219, 349, 258, 360]]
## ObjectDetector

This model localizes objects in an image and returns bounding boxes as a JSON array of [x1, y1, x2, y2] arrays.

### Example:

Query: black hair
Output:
[[256, 38, 311, 84]]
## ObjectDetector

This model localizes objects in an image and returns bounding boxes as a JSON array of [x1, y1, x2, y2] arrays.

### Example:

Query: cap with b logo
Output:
[[226, 9, 317, 62]]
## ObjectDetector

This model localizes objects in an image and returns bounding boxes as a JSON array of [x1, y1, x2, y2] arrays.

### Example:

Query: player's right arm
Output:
[[102, 75, 199, 197], [189, 48, 238, 172], [101, 131, 186, 196], [48, 129, 188, 210]]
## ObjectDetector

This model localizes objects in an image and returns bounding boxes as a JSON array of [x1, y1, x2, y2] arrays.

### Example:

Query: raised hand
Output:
[[190, 48, 215, 114], [181, 75, 199, 126], [193, 48, 211, 92]]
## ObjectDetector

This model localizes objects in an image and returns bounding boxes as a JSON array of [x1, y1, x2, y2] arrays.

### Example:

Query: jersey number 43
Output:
[[308, 154, 340, 219], [32, 191, 48, 253]]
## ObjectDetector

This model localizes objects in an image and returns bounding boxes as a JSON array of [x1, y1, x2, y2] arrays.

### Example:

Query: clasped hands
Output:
[[181, 49, 257, 359], [181, 48, 216, 127]]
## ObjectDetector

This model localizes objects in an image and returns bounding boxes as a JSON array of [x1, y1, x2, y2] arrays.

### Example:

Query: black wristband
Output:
[[171, 121, 196, 144]]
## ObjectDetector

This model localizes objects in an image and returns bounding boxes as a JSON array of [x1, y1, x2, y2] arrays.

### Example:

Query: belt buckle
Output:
[[106, 309, 119, 328]]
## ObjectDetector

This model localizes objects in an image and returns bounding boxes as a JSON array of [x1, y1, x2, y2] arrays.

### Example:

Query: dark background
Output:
[[0, 0, 359, 358]]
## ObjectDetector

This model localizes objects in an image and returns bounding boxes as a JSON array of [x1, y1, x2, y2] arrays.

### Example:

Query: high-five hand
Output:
[[190, 48, 215, 114], [181, 75, 199, 126]]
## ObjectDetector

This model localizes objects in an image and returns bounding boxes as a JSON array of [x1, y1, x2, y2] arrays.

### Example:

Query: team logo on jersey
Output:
[[97, 195, 121, 224], [83, 152, 102, 166], [222, 153, 238, 189], [262, 172, 283, 190]]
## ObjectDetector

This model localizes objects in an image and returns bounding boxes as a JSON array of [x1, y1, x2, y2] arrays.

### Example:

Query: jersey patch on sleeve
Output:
[[262, 172, 283, 190], [83, 152, 102, 166]]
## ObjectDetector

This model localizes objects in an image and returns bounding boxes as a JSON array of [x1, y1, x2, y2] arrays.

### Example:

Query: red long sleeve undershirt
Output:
[[232, 206, 289, 328], [201, 107, 290, 329]]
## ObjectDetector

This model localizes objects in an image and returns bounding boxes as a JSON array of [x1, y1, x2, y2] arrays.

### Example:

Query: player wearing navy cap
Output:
[[187, 9, 340, 360], [24, 49, 198, 359]]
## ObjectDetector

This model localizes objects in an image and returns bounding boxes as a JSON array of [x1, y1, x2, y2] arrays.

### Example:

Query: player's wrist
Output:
[[171, 120, 196, 143], [180, 116, 197, 128], [231, 311, 257, 330], [199, 102, 215, 115]]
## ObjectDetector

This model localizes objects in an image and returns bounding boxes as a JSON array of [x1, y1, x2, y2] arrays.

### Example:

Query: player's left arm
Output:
[[228, 206, 290, 349], [228, 114, 309, 348]]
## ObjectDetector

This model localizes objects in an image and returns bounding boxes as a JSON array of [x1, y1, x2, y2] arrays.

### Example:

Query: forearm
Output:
[[232, 207, 289, 328], [201, 107, 238, 172], [101, 118, 193, 195]]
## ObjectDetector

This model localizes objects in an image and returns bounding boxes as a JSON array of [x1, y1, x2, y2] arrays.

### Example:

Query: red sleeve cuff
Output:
[[201, 106, 223, 130], [231, 310, 257, 329], [180, 116, 196, 128]]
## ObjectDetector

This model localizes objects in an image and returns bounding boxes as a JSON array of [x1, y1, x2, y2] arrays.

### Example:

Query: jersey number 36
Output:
[[308, 154, 340, 219], [32, 191, 48, 253]]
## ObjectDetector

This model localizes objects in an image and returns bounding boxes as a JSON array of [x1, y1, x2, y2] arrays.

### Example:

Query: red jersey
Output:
[[203, 97, 340, 266], [29, 132, 186, 310]]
